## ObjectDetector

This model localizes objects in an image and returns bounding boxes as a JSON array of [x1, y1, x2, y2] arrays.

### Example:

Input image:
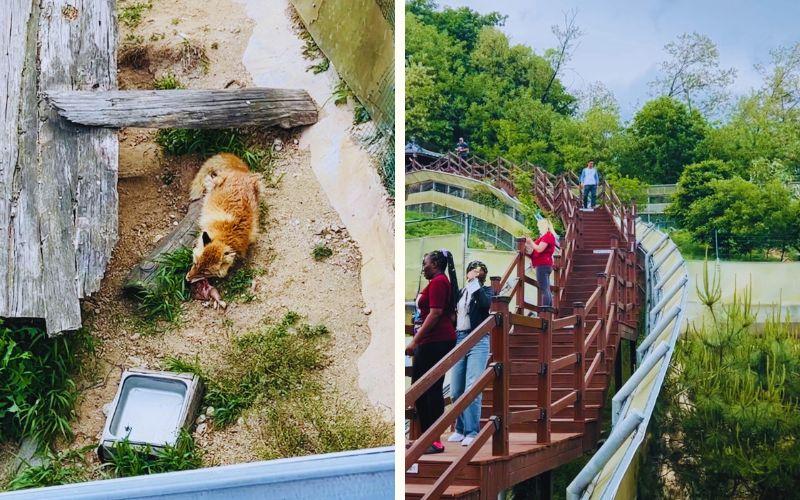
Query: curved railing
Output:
[[566, 222, 689, 499]]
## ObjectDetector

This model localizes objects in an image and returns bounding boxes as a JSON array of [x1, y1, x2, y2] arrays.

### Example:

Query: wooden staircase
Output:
[[405, 164, 639, 499]]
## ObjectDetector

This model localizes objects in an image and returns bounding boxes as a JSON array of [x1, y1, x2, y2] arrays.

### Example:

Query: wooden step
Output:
[[405, 481, 480, 499]]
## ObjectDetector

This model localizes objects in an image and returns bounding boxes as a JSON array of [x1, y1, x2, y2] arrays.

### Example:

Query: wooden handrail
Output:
[[405, 315, 495, 407], [552, 315, 578, 330], [423, 418, 497, 500], [583, 320, 603, 354], [405, 364, 496, 469], [551, 390, 578, 416]]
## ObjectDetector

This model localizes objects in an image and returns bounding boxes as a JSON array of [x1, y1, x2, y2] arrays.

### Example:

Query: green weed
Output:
[[333, 80, 351, 106], [6, 446, 94, 491], [118, 2, 152, 28], [164, 312, 330, 428], [153, 73, 184, 90], [308, 59, 330, 74], [136, 247, 193, 324], [312, 244, 333, 261], [353, 101, 370, 124], [0, 323, 94, 445], [104, 429, 201, 477], [219, 266, 263, 303]]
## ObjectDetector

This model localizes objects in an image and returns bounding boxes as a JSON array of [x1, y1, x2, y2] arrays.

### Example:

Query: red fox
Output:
[[185, 153, 264, 284]]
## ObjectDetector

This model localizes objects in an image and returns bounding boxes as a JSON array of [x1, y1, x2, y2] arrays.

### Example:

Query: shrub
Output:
[[640, 263, 800, 498], [468, 185, 505, 210], [0, 323, 94, 445], [405, 210, 461, 238], [311, 244, 333, 261]]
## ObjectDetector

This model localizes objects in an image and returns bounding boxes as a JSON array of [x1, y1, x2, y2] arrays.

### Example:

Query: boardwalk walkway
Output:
[[405, 159, 639, 499]]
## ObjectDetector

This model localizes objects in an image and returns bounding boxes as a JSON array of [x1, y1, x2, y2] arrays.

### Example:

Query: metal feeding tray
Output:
[[98, 368, 203, 461]]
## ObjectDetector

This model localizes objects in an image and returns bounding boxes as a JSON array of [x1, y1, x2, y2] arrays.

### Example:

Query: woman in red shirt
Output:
[[525, 218, 558, 307], [406, 249, 459, 454]]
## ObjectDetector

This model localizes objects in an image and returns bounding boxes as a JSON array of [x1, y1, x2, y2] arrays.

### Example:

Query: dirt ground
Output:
[[29, 0, 387, 473]]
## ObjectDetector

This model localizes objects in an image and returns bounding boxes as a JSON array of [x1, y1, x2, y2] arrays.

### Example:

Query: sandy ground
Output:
[[0, 0, 391, 477], [239, 0, 395, 415]]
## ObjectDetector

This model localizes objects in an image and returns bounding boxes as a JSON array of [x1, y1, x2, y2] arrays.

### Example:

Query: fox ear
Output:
[[202, 232, 212, 246]]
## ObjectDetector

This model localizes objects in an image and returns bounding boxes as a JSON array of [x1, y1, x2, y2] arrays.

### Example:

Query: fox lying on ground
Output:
[[185, 153, 264, 286]]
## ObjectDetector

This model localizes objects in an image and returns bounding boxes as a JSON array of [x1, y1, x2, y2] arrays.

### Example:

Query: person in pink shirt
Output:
[[525, 218, 558, 307]]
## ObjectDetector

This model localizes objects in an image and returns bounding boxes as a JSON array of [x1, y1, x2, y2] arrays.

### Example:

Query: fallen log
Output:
[[45, 88, 318, 129], [124, 200, 202, 293]]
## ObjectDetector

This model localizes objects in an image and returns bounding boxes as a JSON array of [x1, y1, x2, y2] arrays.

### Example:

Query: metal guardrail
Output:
[[567, 221, 689, 500], [0, 447, 394, 500]]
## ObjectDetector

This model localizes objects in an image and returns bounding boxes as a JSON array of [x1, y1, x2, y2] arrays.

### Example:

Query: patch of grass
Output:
[[104, 429, 201, 478], [155, 129, 273, 175], [149, 32, 166, 42], [0, 323, 95, 445], [118, 2, 152, 28], [219, 266, 264, 303], [6, 446, 95, 491], [308, 58, 330, 74], [136, 247, 193, 324], [171, 17, 181, 26], [163, 312, 330, 428], [256, 391, 392, 460], [312, 244, 333, 261], [153, 73, 183, 90], [405, 210, 461, 238]]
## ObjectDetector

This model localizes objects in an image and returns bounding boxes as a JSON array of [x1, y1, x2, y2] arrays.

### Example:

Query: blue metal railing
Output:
[[0, 447, 394, 500]]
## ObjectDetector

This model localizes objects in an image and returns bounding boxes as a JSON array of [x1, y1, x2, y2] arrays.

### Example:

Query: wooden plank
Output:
[[46, 89, 319, 129], [509, 408, 541, 425], [550, 353, 577, 373], [124, 201, 202, 292], [1, 0, 43, 319], [35, 0, 119, 334], [509, 313, 544, 330]]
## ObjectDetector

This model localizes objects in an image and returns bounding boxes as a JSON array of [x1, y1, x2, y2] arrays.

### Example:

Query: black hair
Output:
[[425, 249, 459, 314]]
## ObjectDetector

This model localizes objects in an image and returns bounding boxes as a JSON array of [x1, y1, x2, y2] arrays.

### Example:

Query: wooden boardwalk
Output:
[[1, 1, 317, 334], [405, 160, 639, 499]]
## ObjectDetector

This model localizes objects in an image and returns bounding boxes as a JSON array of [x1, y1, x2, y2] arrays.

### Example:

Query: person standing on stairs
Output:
[[525, 218, 558, 308], [580, 160, 599, 209], [406, 249, 459, 454], [447, 260, 493, 447]]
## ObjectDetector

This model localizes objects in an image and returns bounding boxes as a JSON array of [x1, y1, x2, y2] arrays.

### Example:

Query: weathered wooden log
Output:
[[46, 89, 319, 129], [1, 0, 118, 335], [124, 201, 202, 293]]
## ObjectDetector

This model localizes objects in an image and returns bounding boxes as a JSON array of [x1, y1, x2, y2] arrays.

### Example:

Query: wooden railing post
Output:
[[490, 276, 501, 296], [537, 306, 554, 444], [596, 272, 607, 364], [515, 237, 527, 313], [573, 302, 586, 423], [491, 296, 511, 456]]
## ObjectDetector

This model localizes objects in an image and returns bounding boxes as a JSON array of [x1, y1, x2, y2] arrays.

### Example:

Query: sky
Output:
[[439, 0, 800, 120]]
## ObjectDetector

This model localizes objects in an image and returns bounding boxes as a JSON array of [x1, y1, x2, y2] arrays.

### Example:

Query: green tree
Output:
[[685, 177, 797, 256], [640, 270, 800, 498], [552, 105, 622, 174], [666, 159, 739, 226], [616, 96, 708, 183]]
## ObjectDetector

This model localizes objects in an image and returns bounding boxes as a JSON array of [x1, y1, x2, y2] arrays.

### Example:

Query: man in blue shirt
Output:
[[580, 160, 599, 209], [455, 138, 469, 159]]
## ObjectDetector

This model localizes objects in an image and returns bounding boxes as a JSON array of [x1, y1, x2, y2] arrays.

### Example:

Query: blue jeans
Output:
[[583, 184, 597, 208], [449, 329, 490, 437]]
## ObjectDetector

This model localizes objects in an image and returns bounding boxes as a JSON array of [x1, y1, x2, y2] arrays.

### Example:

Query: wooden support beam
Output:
[[123, 201, 202, 293], [46, 89, 318, 129]]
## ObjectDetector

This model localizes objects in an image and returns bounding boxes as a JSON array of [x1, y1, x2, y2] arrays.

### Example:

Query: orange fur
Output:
[[186, 153, 264, 282]]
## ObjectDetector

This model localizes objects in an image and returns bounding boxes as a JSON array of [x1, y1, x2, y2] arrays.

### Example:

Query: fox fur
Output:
[[185, 153, 264, 282]]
